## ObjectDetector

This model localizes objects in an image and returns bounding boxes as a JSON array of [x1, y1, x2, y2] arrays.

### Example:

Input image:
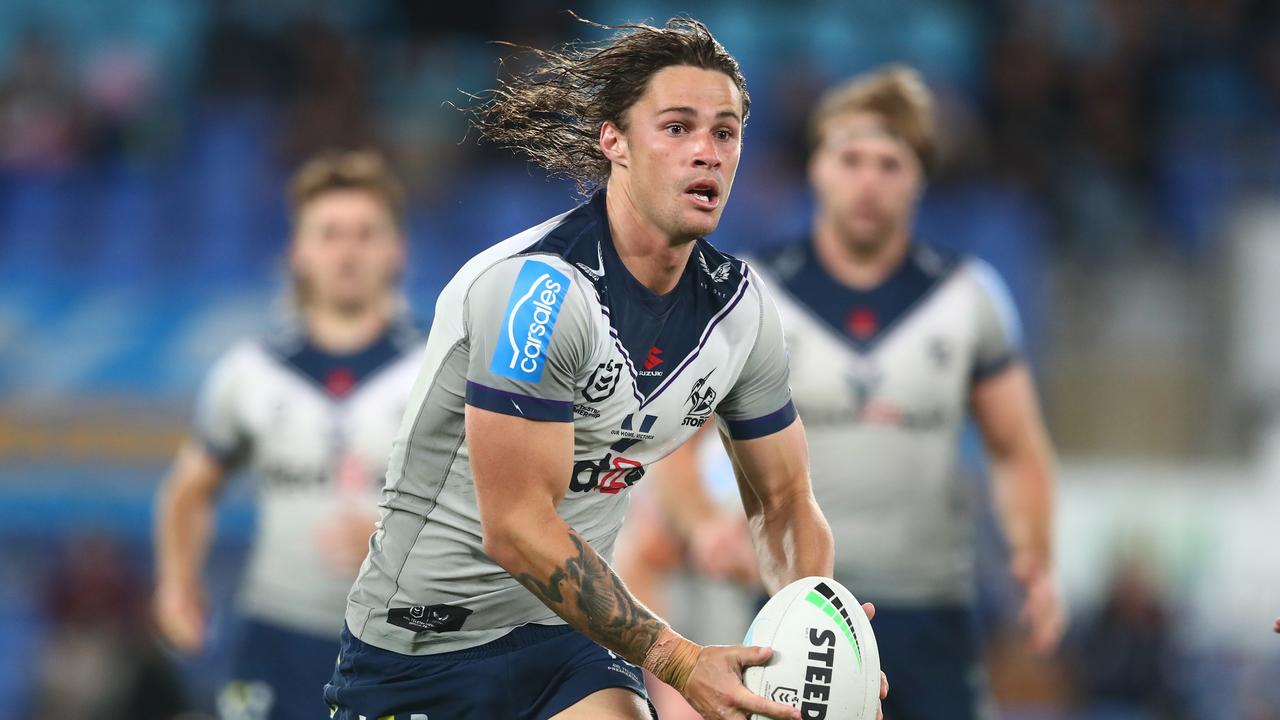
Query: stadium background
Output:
[[1, 0, 1279, 717]]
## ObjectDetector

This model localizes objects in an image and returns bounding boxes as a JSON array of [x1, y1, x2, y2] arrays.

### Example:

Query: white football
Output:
[[742, 576, 880, 720]]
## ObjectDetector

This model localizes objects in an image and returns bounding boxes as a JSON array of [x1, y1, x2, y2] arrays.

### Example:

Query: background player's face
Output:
[[289, 189, 404, 314], [809, 112, 923, 256], [611, 65, 743, 244]]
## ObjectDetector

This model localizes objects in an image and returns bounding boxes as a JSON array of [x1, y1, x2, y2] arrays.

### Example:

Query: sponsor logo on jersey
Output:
[[569, 453, 645, 494], [611, 413, 657, 441], [644, 346, 663, 370], [491, 260, 571, 382], [681, 369, 717, 427], [386, 603, 474, 634]]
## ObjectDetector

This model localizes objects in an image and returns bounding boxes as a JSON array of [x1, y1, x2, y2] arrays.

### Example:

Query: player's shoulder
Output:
[[448, 198, 602, 306], [215, 334, 275, 371], [944, 249, 1014, 303]]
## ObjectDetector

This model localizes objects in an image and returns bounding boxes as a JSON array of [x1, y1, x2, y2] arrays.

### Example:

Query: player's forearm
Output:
[[992, 448, 1055, 574], [154, 471, 216, 586], [750, 488, 833, 595], [485, 514, 669, 666]]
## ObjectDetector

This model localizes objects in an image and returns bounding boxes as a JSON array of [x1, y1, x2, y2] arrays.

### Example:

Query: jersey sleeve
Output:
[[192, 346, 251, 468], [715, 271, 798, 440], [970, 259, 1024, 383], [463, 256, 592, 422]]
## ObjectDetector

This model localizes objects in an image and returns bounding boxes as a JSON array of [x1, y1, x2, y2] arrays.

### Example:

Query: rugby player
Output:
[[153, 151, 423, 720], [739, 65, 1062, 719], [324, 18, 885, 720]]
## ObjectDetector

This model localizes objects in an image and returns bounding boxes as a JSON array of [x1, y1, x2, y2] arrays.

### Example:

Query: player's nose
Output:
[[691, 131, 722, 170]]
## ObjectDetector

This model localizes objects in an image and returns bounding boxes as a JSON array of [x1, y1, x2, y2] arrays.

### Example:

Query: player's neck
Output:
[[303, 297, 395, 354], [812, 217, 911, 291], [604, 182, 696, 296]]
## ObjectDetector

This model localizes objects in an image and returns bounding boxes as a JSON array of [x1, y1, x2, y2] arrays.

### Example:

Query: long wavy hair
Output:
[[467, 15, 749, 194]]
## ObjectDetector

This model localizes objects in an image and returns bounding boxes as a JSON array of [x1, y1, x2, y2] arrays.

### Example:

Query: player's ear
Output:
[[599, 120, 628, 168]]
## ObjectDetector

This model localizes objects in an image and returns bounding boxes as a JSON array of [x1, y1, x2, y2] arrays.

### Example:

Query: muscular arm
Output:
[[466, 406, 664, 664], [719, 417, 833, 595], [971, 363, 1062, 653], [153, 439, 226, 651], [971, 364, 1055, 581]]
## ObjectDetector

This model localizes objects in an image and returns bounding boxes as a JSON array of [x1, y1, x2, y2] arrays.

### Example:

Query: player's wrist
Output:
[[642, 625, 702, 692]]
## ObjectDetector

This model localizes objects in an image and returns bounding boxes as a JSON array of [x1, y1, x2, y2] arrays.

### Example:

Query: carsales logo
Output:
[[491, 260, 571, 382]]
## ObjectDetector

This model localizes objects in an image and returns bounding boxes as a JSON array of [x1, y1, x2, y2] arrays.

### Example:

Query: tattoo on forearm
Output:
[[514, 531, 663, 661]]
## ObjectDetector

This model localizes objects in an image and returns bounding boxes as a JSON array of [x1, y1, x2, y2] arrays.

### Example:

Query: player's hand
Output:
[[862, 601, 888, 720], [1273, 617, 1279, 634], [1012, 557, 1065, 655], [154, 578, 206, 653], [689, 513, 759, 587], [319, 510, 376, 574], [680, 645, 801, 720]]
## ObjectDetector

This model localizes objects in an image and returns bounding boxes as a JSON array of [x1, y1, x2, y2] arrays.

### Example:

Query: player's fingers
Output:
[[862, 601, 876, 621], [880, 670, 889, 700], [734, 645, 774, 668], [733, 687, 800, 720]]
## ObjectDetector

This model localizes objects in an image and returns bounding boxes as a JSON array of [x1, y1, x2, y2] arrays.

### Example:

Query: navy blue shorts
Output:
[[323, 623, 654, 720], [873, 605, 990, 720], [219, 617, 339, 720]]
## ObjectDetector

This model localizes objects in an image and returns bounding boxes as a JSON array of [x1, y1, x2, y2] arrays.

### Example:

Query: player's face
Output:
[[290, 190, 404, 313], [809, 112, 922, 256], [617, 65, 743, 244]]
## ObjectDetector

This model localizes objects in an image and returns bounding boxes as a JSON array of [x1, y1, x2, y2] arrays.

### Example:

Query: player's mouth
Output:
[[684, 179, 720, 210]]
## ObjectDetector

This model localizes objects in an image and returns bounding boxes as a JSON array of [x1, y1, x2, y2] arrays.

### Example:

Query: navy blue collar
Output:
[[763, 240, 959, 353], [268, 319, 419, 398], [521, 191, 749, 401]]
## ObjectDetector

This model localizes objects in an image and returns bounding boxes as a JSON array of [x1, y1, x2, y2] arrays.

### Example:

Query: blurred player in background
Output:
[[153, 151, 423, 720], [750, 65, 1062, 720], [638, 65, 1062, 719], [324, 17, 884, 720]]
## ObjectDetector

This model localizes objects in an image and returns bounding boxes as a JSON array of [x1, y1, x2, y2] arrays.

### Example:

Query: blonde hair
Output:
[[287, 150, 406, 230], [808, 64, 936, 174]]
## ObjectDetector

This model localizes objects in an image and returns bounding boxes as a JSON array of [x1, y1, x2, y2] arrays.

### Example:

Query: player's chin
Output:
[[678, 208, 722, 239]]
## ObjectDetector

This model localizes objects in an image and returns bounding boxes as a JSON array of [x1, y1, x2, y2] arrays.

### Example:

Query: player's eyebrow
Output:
[[656, 106, 742, 123]]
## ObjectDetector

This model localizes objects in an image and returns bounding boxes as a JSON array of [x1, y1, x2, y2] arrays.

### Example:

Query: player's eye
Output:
[[664, 123, 687, 135], [714, 128, 735, 141]]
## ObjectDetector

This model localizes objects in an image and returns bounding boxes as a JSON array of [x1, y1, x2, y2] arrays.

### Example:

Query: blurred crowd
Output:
[[0, 0, 1277, 262], [2, 1, 1279, 718]]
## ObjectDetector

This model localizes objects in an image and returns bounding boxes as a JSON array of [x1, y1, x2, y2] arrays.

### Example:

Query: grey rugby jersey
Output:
[[753, 242, 1022, 606], [345, 192, 796, 655], [193, 321, 424, 637]]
